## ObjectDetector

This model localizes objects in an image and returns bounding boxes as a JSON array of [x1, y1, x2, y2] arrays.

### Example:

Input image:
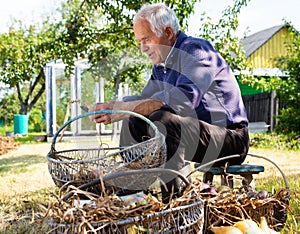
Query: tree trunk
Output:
[[17, 68, 46, 115]]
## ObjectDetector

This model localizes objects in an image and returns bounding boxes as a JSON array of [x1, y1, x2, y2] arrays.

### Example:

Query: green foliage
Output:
[[0, 83, 46, 126], [0, 91, 19, 125], [195, 3, 299, 137], [273, 24, 300, 135], [57, 0, 197, 94], [29, 108, 46, 132], [0, 19, 60, 114], [250, 132, 300, 151], [0, 126, 13, 136], [275, 107, 300, 135], [196, 0, 254, 85], [0, 0, 198, 116], [230, 22, 299, 137]]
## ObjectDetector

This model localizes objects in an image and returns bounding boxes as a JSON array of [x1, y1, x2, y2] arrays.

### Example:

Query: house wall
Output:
[[239, 26, 294, 130], [247, 27, 292, 68]]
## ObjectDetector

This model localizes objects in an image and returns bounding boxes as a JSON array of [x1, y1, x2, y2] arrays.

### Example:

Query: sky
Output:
[[0, 0, 299, 37], [188, 0, 300, 37]]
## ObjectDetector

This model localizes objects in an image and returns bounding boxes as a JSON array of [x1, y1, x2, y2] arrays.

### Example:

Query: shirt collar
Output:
[[160, 37, 178, 66], [157, 31, 187, 68]]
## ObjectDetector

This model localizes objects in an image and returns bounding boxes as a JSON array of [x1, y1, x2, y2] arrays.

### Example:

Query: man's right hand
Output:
[[89, 102, 115, 125]]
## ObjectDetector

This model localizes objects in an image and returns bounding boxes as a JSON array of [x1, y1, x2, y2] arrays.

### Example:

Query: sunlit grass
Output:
[[256, 174, 300, 234]]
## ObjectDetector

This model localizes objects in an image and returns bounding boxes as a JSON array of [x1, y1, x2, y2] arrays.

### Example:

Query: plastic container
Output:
[[14, 114, 29, 135]]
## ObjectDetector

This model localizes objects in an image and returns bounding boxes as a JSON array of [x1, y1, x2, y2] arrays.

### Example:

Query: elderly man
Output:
[[90, 3, 249, 201]]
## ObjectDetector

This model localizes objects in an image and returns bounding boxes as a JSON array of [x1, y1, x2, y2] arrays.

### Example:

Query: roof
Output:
[[241, 25, 286, 57]]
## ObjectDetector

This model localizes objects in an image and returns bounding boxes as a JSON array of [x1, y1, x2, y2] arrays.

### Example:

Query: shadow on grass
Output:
[[0, 154, 47, 175], [0, 187, 56, 234]]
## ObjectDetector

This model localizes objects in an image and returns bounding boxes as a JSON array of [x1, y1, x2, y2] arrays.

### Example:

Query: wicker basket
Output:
[[47, 110, 166, 193]]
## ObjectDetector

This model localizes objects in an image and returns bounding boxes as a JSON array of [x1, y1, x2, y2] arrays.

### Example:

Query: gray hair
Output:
[[133, 3, 180, 37]]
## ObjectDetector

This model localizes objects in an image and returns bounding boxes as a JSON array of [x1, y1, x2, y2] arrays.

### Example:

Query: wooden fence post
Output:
[[270, 90, 277, 131]]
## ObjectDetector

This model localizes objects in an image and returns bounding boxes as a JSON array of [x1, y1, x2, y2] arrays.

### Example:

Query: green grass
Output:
[[256, 174, 300, 233], [0, 125, 47, 144], [0, 188, 54, 234], [0, 155, 47, 175], [250, 132, 300, 151]]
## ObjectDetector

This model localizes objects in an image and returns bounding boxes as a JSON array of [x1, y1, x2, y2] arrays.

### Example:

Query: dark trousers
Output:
[[119, 108, 249, 197]]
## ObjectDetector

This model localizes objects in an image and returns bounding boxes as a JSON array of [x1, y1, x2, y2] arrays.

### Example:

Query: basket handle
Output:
[[247, 153, 289, 190], [62, 168, 191, 201], [51, 110, 160, 145]]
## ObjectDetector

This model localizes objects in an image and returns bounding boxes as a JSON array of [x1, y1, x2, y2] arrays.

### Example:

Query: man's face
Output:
[[134, 19, 172, 64]]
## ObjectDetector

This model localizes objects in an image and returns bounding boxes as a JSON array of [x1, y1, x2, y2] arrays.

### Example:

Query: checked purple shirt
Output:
[[124, 31, 248, 128]]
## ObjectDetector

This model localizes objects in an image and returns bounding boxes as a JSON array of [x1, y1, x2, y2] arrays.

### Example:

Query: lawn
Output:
[[0, 140, 299, 233]]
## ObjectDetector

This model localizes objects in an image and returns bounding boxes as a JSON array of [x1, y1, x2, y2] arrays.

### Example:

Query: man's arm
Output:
[[89, 99, 164, 124]]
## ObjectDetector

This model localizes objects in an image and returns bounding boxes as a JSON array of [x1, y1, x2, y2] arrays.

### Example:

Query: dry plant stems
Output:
[[42, 173, 294, 233], [43, 178, 204, 233], [47, 110, 166, 192], [204, 183, 291, 232]]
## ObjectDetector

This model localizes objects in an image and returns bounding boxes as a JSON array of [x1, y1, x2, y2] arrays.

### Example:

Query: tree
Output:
[[0, 0, 198, 117], [273, 24, 300, 134], [195, 0, 254, 84], [56, 0, 198, 92], [0, 92, 19, 126], [0, 20, 61, 115]]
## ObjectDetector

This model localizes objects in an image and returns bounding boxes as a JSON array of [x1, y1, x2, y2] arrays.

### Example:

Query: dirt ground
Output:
[[0, 141, 299, 197], [0, 136, 19, 155], [0, 137, 117, 197]]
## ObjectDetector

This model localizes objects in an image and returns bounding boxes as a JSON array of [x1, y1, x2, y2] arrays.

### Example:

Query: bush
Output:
[[29, 108, 46, 132], [250, 132, 300, 151], [275, 107, 300, 135]]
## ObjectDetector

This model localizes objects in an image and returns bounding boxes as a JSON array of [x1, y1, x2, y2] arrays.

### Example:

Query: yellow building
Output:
[[239, 24, 294, 130], [241, 24, 292, 77], [239, 24, 292, 96]]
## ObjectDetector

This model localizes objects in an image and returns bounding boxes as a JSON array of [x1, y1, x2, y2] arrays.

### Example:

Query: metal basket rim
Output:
[[51, 110, 162, 146], [47, 135, 164, 164]]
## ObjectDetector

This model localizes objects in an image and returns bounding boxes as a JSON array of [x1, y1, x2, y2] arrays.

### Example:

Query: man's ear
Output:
[[165, 26, 174, 39]]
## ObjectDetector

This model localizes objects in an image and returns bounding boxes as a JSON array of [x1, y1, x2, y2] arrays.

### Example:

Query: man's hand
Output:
[[89, 99, 164, 124], [88, 102, 122, 125]]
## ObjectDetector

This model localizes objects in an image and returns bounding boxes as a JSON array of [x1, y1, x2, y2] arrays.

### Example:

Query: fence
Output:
[[242, 91, 279, 131]]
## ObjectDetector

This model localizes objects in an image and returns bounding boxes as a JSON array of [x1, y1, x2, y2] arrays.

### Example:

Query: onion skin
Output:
[[211, 226, 243, 234]]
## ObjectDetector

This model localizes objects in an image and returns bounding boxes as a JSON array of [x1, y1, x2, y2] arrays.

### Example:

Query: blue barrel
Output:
[[14, 114, 29, 135]]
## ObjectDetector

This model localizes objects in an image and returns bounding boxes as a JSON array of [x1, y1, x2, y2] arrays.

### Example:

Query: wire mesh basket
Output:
[[47, 168, 204, 234], [47, 110, 166, 192], [48, 200, 204, 234], [202, 154, 291, 233]]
